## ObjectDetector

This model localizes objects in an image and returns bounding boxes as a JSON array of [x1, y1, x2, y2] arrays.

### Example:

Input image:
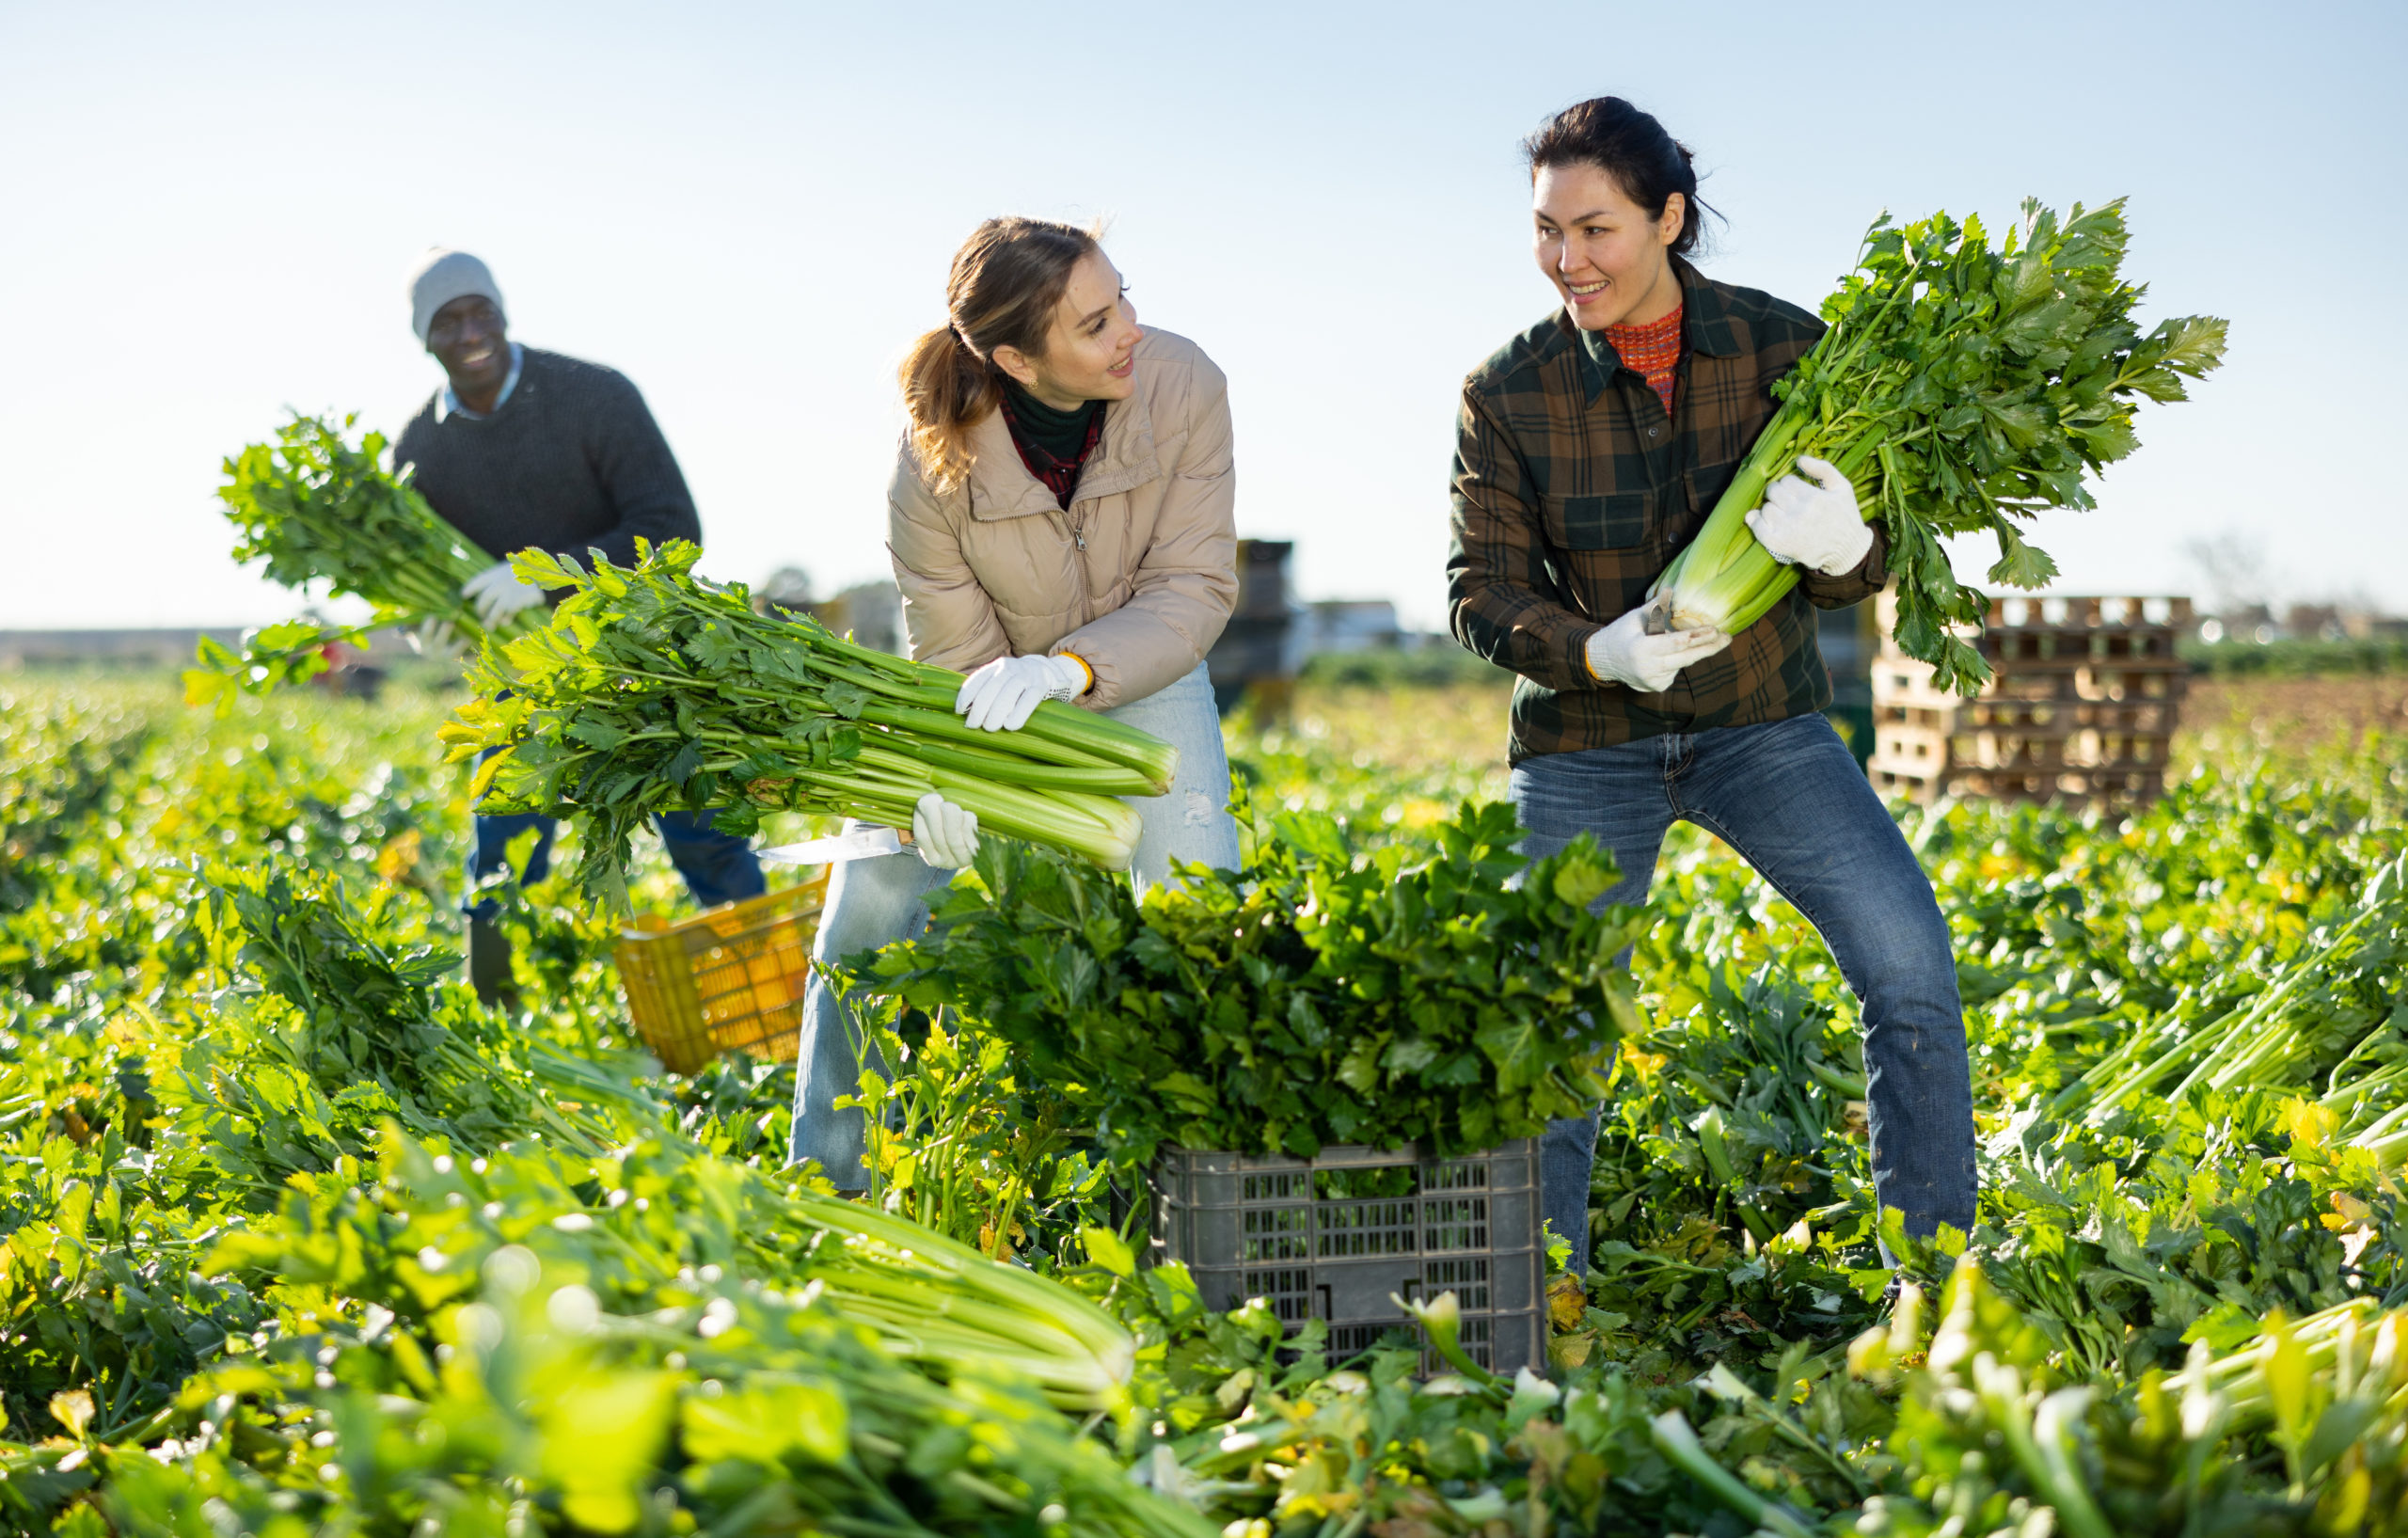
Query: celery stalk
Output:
[[1649, 1411, 1814, 1538], [785, 1189, 1135, 1409], [453, 538, 1180, 896]]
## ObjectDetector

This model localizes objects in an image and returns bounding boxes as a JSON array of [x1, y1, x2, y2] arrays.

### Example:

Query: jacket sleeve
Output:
[[1054, 357, 1238, 709], [1445, 384, 1599, 692], [1799, 521, 1890, 608], [572, 373, 702, 569], [888, 446, 1013, 674]]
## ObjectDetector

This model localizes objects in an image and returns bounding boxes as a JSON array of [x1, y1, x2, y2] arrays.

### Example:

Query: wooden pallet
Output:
[[1867, 594, 2189, 807]]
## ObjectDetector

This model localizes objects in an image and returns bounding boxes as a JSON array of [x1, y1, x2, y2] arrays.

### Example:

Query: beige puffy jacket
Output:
[[887, 327, 1238, 710]]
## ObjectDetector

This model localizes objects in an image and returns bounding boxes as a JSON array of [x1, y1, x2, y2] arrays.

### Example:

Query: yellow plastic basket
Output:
[[614, 873, 832, 1075]]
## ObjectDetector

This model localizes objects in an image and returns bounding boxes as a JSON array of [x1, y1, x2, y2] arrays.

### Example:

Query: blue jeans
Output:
[[1512, 711, 1976, 1262], [465, 808, 766, 916], [789, 662, 1241, 1185]]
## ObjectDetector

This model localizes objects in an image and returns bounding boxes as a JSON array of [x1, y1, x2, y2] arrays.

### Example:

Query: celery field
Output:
[[7, 672, 2408, 1533]]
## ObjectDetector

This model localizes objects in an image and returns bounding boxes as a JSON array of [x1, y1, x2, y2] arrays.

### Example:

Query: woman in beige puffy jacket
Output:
[[792, 215, 1243, 1187]]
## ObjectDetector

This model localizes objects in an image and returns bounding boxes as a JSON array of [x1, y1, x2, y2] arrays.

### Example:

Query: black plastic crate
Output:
[[1147, 1139, 1545, 1375]]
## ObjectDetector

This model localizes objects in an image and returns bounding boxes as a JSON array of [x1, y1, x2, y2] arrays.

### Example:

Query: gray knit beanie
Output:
[[406, 248, 506, 343]]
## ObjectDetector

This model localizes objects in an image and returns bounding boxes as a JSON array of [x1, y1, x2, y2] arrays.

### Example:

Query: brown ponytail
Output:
[[901, 216, 1100, 492]]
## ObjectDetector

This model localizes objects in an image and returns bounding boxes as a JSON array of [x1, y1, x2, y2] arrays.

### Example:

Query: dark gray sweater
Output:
[[392, 347, 701, 573]]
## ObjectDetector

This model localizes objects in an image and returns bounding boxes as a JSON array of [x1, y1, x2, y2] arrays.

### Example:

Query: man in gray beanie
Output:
[[392, 246, 765, 1002]]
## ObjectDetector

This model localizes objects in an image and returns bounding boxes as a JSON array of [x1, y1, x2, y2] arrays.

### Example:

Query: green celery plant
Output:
[[869, 801, 1644, 1165], [1648, 199, 2226, 694]]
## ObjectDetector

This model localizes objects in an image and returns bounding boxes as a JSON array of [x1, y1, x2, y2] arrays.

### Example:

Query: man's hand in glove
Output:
[[954, 652, 1090, 732], [462, 561, 547, 628], [911, 791, 979, 869], [1585, 607, 1729, 693], [1746, 455, 1875, 577]]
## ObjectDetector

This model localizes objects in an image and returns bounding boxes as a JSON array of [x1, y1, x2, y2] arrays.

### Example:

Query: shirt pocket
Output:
[[1541, 490, 1653, 551], [1540, 491, 1659, 624], [1669, 459, 1742, 549], [1686, 459, 1741, 515]]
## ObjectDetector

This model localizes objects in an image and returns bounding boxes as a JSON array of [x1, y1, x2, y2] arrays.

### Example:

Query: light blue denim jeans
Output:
[[788, 661, 1240, 1184], [1511, 711, 1977, 1263]]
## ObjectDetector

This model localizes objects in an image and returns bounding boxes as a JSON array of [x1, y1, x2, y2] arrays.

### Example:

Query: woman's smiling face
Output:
[[992, 249, 1143, 410], [1532, 161, 1686, 331]]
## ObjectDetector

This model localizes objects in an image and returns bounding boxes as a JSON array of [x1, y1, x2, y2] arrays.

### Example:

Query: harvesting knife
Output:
[[753, 827, 907, 867]]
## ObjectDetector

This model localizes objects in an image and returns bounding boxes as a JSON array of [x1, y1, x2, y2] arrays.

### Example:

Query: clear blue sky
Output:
[[4, 1, 2401, 631]]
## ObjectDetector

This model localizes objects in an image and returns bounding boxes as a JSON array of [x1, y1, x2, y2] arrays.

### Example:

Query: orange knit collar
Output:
[[1601, 302, 1684, 415], [1600, 302, 1684, 362]]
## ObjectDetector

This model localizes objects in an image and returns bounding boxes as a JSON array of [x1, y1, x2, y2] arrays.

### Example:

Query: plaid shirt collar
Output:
[[1573, 258, 1746, 404]]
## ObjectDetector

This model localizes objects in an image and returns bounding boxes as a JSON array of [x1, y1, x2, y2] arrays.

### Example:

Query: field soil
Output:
[[2182, 673, 2408, 744], [1280, 671, 2408, 793]]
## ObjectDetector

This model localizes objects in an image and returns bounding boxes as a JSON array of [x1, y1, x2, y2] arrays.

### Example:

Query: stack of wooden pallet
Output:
[[1866, 592, 2191, 805]]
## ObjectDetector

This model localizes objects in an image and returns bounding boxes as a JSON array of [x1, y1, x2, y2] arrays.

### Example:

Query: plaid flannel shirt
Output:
[[1447, 257, 1887, 762]]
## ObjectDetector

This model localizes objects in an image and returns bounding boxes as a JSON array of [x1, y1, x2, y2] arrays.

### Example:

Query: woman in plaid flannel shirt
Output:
[[1447, 97, 1977, 1270]]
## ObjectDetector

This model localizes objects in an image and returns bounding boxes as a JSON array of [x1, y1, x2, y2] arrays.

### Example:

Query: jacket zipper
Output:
[[1068, 510, 1097, 601]]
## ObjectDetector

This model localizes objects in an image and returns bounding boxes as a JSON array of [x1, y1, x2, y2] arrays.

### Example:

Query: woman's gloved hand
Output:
[[955, 653, 1090, 732], [413, 615, 466, 659], [1746, 455, 1875, 576], [1585, 607, 1729, 692], [911, 791, 980, 869], [462, 561, 548, 628]]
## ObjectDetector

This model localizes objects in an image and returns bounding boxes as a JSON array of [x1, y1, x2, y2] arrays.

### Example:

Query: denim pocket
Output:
[[1542, 490, 1652, 551]]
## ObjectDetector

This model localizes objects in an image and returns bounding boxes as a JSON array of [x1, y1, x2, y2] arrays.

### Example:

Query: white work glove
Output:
[[1745, 455, 1875, 578], [1584, 607, 1729, 693], [461, 561, 547, 629], [955, 652, 1090, 732], [412, 615, 465, 659], [911, 791, 980, 869]]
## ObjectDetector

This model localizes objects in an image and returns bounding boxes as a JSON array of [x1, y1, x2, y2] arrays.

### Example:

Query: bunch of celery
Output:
[[444, 538, 1177, 904], [1647, 199, 2227, 693], [218, 412, 507, 620], [191, 412, 538, 708], [2046, 854, 2406, 1127], [784, 1187, 1135, 1411], [2163, 1297, 2408, 1427]]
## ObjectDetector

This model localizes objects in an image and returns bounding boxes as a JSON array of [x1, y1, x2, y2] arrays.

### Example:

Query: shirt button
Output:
[[1647, 426, 1660, 438]]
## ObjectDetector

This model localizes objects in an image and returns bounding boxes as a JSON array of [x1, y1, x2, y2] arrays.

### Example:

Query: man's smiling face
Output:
[[427, 294, 510, 404]]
